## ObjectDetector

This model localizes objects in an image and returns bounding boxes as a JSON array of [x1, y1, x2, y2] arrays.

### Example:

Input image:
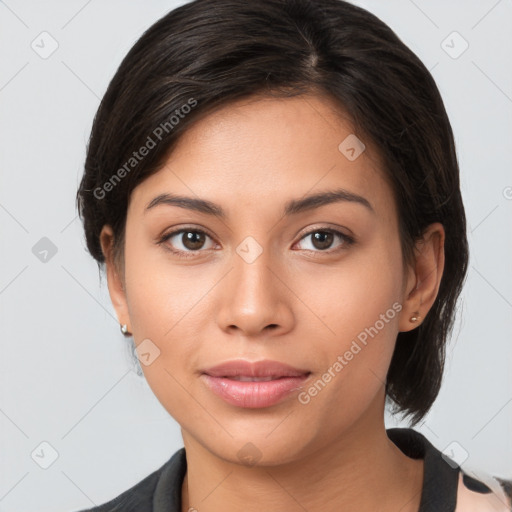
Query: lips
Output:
[[201, 359, 311, 408], [203, 359, 310, 378]]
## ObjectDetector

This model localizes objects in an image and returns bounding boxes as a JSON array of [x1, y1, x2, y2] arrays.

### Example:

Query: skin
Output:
[[100, 93, 445, 512]]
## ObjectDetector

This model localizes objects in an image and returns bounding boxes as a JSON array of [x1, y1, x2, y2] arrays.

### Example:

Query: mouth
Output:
[[200, 359, 311, 408], [222, 375, 293, 382]]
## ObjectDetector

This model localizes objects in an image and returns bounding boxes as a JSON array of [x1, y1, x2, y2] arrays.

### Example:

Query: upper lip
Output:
[[202, 359, 310, 378]]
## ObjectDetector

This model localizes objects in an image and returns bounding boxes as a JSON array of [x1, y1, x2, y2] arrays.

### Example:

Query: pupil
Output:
[[183, 231, 205, 250], [312, 231, 333, 250]]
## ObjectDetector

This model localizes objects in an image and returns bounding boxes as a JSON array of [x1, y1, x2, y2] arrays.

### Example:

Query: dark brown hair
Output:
[[76, 0, 469, 426]]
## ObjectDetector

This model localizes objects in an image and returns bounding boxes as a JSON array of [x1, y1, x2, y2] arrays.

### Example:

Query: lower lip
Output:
[[201, 374, 310, 408]]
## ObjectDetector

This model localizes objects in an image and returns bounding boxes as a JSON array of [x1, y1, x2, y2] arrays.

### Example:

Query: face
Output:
[[102, 93, 439, 465]]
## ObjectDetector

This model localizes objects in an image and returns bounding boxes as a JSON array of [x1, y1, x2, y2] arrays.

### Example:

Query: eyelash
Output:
[[158, 226, 355, 259]]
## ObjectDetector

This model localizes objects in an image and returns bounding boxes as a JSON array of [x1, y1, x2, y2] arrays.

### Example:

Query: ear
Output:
[[399, 222, 445, 332], [99, 225, 131, 333]]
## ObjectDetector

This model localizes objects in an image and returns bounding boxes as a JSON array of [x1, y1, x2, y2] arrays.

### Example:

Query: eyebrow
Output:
[[144, 188, 375, 218]]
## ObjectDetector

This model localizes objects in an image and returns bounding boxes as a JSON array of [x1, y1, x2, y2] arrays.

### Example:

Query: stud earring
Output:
[[120, 324, 131, 335], [409, 313, 421, 323]]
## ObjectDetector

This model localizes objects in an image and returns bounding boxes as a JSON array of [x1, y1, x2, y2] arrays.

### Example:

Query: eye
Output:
[[158, 226, 355, 258], [294, 228, 355, 253], [159, 227, 217, 257]]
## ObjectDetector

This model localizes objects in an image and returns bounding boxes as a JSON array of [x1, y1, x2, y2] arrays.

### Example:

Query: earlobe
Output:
[[398, 222, 445, 333], [99, 225, 132, 334]]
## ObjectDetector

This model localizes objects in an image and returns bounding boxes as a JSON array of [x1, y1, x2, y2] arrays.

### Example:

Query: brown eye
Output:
[[295, 228, 354, 253], [310, 231, 334, 250], [180, 231, 207, 250], [160, 228, 216, 256]]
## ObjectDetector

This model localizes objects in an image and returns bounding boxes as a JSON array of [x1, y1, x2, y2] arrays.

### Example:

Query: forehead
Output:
[[129, 94, 396, 224]]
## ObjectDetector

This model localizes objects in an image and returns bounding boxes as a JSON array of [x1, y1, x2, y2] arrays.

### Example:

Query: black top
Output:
[[75, 427, 497, 512]]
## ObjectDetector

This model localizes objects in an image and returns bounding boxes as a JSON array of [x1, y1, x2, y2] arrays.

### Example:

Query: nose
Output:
[[215, 245, 295, 338]]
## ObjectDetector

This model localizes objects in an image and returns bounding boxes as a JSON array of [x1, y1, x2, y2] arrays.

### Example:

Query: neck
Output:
[[180, 391, 424, 512]]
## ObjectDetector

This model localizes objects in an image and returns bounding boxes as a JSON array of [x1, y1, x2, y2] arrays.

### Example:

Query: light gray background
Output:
[[0, 1, 511, 511]]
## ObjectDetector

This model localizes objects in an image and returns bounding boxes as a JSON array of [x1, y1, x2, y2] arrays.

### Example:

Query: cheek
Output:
[[123, 227, 210, 338], [298, 235, 404, 337], [295, 236, 404, 388], [295, 274, 402, 430], [123, 264, 206, 422], [122, 232, 220, 412]]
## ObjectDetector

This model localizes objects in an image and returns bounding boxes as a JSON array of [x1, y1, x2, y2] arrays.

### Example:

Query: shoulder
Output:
[[73, 468, 161, 512], [455, 471, 511, 512], [386, 427, 511, 512], [71, 447, 187, 512]]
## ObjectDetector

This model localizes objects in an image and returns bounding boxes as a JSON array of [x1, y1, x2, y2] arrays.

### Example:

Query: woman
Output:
[[74, 0, 510, 510]]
